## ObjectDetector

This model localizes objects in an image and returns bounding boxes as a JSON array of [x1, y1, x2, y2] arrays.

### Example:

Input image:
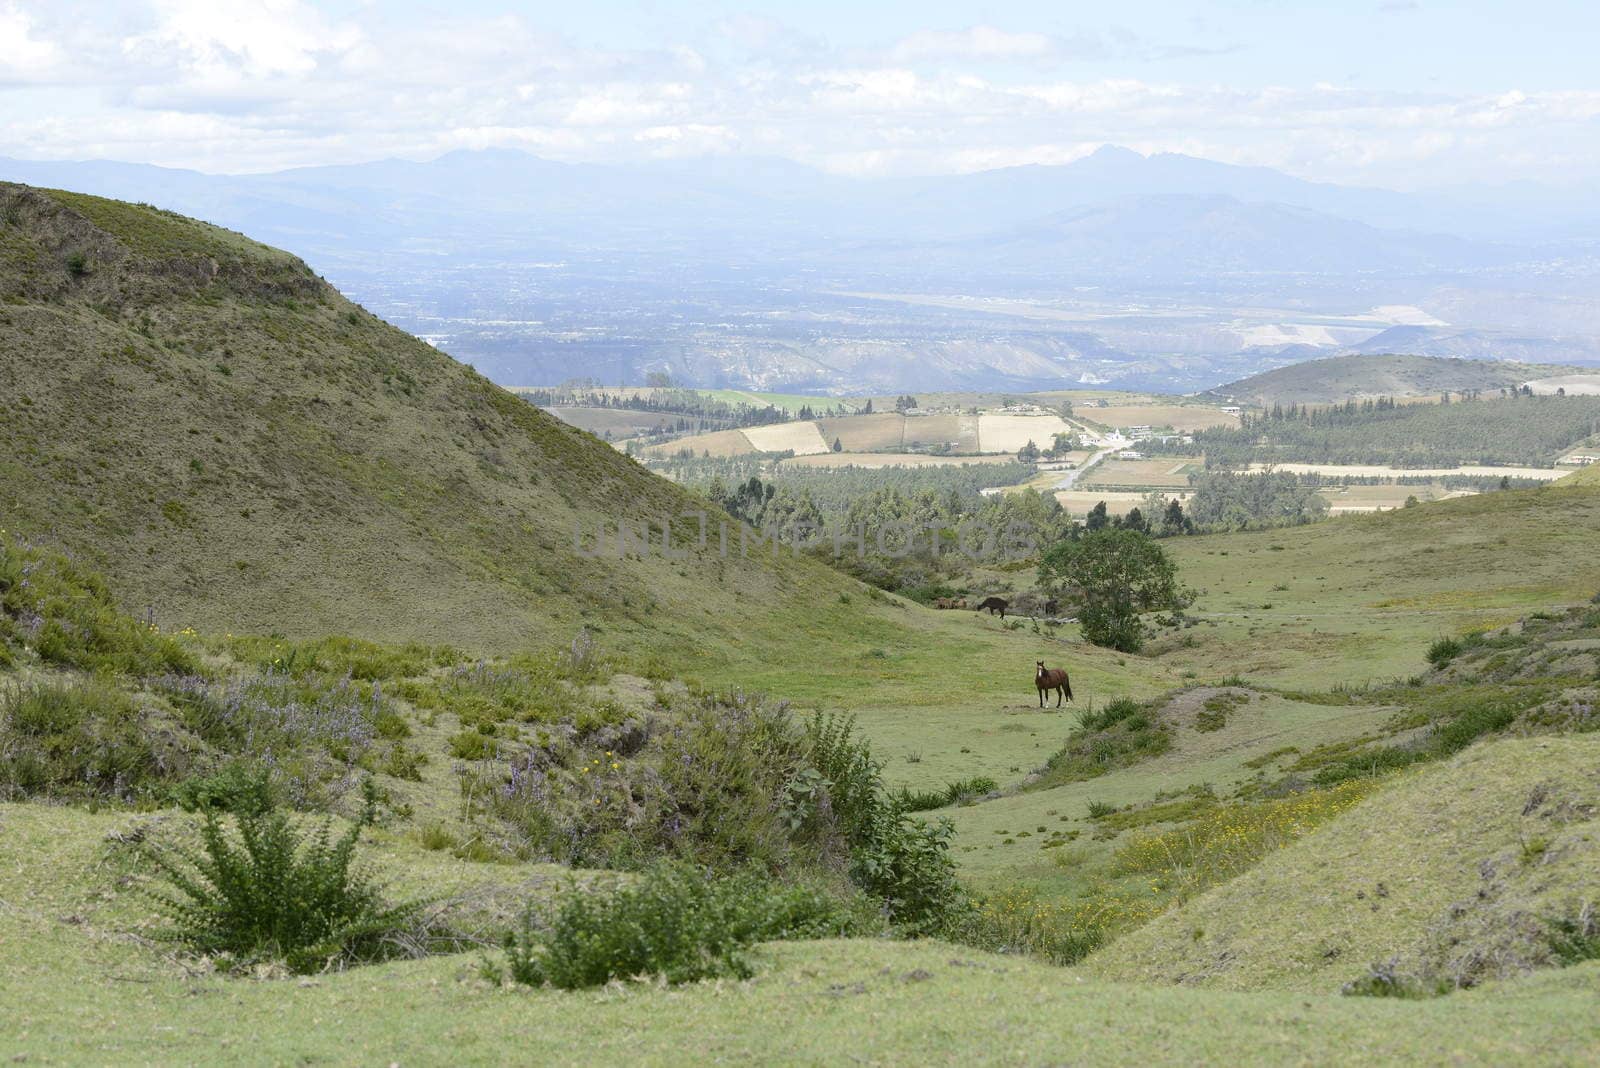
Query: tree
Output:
[[1017, 439, 1040, 463], [832, 437, 843, 453], [863, 398, 874, 414], [1163, 497, 1187, 535], [1120, 506, 1148, 534], [1038, 530, 1191, 652], [1084, 501, 1110, 532], [645, 370, 675, 388]]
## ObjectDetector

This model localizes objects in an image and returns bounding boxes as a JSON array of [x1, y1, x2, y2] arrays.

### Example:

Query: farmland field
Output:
[[977, 413, 1074, 452], [1243, 462, 1566, 480], [743, 420, 831, 454], [779, 451, 1002, 469], [1320, 482, 1471, 513], [1055, 489, 1191, 515], [1081, 404, 1240, 432], [816, 412, 908, 451], [1080, 457, 1201, 488], [642, 427, 754, 457], [903, 412, 981, 451], [541, 406, 687, 436]]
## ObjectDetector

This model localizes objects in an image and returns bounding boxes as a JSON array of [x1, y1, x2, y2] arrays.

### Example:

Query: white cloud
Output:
[[0, 1, 60, 80], [890, 26, 1056, 63], [0, 4, 1595, 188]]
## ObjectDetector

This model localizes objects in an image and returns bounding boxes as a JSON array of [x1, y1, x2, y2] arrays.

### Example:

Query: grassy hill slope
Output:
[[4, 800, 1599, 1064], [1162, 483, 1600, 688], [0, 184, 863, 655], [1207, 354, 1579, 406], [1084, 736, 1600, 992]]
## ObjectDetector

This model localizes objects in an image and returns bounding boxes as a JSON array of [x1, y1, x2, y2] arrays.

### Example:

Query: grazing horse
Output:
[[975, 596, 1009, 619], [1035, 661, 1073, 707], [1043, 599, 1059, 618]]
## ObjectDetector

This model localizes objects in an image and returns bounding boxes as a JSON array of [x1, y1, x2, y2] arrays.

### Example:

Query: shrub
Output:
[[890, 775, 999, 813], [951, 886, 1160, 965], [1426, 636, 1464, 669], [1341, 960, 1453, 999], [799, 712, 966, 933], [497, 864, 860, 989], [0, 678, 181, 801], [1077, 698, 1141, 732], [0, 532, 194, 676], [1547, 905, 1600, 965], [144, 780, 425, 973]]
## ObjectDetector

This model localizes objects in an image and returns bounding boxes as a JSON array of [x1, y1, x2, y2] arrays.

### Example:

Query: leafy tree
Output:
[[1038, 530, 1191, 652], [1084, 501, 1110, 532], [863, 398, 874, 414], [832, 437, 843, 453], [1017, 439, 1040, 463]]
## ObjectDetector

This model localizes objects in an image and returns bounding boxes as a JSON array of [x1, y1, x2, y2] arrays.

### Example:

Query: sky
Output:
[[1, 0, 1597, 188]]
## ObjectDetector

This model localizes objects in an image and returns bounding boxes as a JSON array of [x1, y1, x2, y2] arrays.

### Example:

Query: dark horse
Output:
[[1035, 661, 1073, 707], [975, 596, 1009, 619]]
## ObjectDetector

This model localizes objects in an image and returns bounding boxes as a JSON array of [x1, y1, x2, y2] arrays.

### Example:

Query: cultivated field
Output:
[[779, 452, 1003, 469], [541, 406, 685, 436], [1523, 373, 1600, 396], [1319, 483, 1471, 513], [977, 413, 1074, 452], [903, 412, 981, 451], [816, 412, 908, 451], [1080, 457, 1201, 489], [1055, 490, 1191, 516], [742, 420, 831, 454], [1244, 462, 1567, 481], [1081, 404, 1240, 432], [642, 428, 754, 457]]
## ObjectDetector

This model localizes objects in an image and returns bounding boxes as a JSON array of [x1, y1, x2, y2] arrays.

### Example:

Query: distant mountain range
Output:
[[5, 146, 1597, 392], [1204, 354, 1591, 407]]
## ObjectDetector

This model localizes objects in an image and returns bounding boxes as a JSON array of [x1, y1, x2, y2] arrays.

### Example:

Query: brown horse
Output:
[[1035, 661, 1073, 707], [975, 596, 1009, 619]]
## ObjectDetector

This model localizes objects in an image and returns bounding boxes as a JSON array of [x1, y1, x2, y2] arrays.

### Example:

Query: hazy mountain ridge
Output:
[[5, 148, 1596, 392]]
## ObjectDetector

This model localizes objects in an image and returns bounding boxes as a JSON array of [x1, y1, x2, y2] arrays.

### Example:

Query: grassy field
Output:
[[1160, 484, 1600, 689], [4, 800, 1599, 1065]]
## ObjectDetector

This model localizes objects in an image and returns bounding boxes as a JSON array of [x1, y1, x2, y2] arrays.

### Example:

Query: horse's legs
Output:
[[1055, 686, 1063, 708], [1037, 688, 1044, 708]]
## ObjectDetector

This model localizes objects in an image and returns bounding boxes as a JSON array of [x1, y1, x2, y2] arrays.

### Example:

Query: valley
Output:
[[5, 187, 1600, 1065]]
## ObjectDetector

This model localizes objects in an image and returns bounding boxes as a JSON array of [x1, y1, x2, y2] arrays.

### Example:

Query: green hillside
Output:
[[1085, 736, 1600, 992], [0, 183, 862, 656], [1208, 353, 1580, 407]]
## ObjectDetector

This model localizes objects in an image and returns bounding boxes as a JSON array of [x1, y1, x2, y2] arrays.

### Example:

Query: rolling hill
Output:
[[0, 183, 862, 655], [1205, 353, 1584, 406]]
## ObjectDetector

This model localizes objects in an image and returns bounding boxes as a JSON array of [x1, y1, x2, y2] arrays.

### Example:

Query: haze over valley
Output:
[[7, 146, 1600, 393]]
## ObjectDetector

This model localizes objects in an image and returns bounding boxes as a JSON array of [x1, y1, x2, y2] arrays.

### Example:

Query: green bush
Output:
[[891, 775, 999, 812], [497, 864, 861, 989], [1426, 636, 1464, 669], [1547, 907, 1600, 965], [1341, 960, 1453, 999], [144, 780, 424, 973], [0, 532, 195, 676], [0, 678, 182, 801]]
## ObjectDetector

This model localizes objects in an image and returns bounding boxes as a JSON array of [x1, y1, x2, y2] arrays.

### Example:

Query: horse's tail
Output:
[[1063, 673, 1074, 702]]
